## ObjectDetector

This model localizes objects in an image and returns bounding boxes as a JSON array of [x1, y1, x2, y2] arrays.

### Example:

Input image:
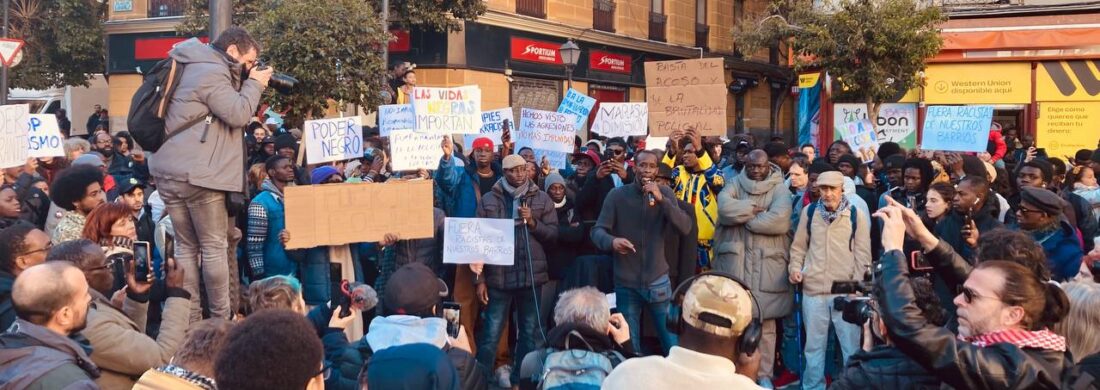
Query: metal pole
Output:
[[210, 0, 232, 40], [1, 0, 9, 106], [381, 0, 389, 67], [566, 66, 573, 90]]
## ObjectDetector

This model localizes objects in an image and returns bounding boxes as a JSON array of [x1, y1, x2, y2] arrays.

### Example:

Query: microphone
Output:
[[520, 198, 528, 225], [645, 179, 656, 207]]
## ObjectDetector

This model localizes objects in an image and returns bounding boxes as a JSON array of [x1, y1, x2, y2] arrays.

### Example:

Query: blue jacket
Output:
[[300, 244, 366, 306], [435, 156, 501, 218], [247, 183, 295, 278], [1032, 221, 1084, 282]]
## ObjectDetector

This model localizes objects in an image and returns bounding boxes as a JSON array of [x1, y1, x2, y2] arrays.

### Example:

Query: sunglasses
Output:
[[1015, 206, 1045, 215], [608, 148, 625, 155], [957, 285, 998, 305]]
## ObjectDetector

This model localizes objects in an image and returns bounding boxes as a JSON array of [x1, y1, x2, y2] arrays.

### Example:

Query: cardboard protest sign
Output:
[[378, 104, 415, 137], [389, 130, 445, 172], [412, 86, 482, 134], [556, 88, 596, 131], [835, 119, 879, 163], [644, 58, 727, 136], [463, 108, 513, 152], [27, 114, 64, 158], [0, 104, 29, 169], [284, 180, 434, 249], [516, 108, 577, 169], [304, 117, 363, 164], [1036, 102, 1100, 160], [921, 105, 994, 152], [443, 218, 515, 266], [591, 103, 648, 138]]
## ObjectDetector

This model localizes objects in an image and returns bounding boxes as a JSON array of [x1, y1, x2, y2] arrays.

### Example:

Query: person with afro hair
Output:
[[48, 165, 107, 244], [214, 309, 324, 390]]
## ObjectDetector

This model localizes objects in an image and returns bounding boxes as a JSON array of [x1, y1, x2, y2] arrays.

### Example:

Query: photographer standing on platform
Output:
[[150, 27, 272, 320]]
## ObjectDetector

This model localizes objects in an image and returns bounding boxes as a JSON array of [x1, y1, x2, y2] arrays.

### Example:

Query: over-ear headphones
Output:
[[666, 271, 763, 355]]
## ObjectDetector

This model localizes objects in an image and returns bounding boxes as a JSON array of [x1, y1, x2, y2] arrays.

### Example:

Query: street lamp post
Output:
[[559, 39, 580, 90]]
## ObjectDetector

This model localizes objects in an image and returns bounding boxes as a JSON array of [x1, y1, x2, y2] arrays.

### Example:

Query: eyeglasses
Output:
[[86, 257, 120, 273], [1015, 206, 1045, 216], [957, 285, 998, 304], [608, 148, 625, 155], [18, 242, 53, 257]]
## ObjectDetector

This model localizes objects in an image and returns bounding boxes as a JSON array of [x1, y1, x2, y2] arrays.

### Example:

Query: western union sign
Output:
[[924, 63, 1032, 104], [1038, 60, 1100, 102]]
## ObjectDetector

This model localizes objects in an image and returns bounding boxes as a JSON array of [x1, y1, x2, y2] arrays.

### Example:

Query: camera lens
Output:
[[269, 73, 298, 95]]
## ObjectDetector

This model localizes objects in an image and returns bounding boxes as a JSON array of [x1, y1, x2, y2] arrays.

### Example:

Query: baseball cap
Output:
[[682, 275, 754, 338], [502, 154, 526, 170], [72, 153, 106, 168], [572, 149, 601, 166], [815, 171, 844, 188], [472, 137, 494, 151], [383, 263, 449, 316], [117, 178, 145, 195]]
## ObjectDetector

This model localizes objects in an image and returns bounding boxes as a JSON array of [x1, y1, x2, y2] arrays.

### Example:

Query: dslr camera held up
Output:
[[252, 60, 298, 95], [831, 271, 875, 326]]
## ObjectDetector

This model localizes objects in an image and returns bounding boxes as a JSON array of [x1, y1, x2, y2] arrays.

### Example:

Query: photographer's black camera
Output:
[[253, 60, 298, 95], [833, 296, 875, 325]]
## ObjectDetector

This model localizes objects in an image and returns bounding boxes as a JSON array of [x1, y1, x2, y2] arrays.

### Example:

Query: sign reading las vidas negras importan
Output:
[[644, 58, 727, 136], [923, 63, 1031, 105]]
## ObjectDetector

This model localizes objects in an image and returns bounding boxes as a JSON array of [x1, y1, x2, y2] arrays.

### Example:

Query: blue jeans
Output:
[[158, 178, 231, 321], [476, 286, 545, 384], [616, 275, 677, 355]]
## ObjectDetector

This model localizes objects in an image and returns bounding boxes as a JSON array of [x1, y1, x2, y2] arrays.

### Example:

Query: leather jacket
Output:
[[876, 250, 1071, 389]]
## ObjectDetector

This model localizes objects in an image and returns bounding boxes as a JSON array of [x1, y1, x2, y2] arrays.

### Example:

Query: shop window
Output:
[[517, 0, 547, 19], [509, 77, 562, 124], [149, 0, 185, 17], [594, 0, 616, 32]]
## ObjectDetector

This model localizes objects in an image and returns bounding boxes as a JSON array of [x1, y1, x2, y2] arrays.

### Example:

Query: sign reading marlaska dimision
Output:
[[1036, 101, 1100, 160]]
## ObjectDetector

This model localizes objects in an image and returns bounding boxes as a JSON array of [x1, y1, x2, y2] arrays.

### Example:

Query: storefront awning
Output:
[[935, 23, 1100, 61]]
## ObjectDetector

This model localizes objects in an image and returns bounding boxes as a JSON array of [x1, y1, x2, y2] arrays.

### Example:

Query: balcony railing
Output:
[[649, 12, 666, 42], [517, 0, 547, 18], [149, 0, 185, 18], [594, 0, 615, 32]]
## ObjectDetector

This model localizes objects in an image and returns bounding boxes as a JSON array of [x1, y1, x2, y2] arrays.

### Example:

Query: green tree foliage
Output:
[[7, 0, 106, 89], [247, 0, 390, 122], [735, 0, 944, 124], [180, 0, 485, 35]]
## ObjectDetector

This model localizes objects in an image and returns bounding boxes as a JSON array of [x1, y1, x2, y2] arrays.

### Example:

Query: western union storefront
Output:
[[923, 61, 1100, 158]]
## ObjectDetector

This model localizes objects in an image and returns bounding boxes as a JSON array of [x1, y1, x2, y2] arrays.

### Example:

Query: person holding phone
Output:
[[591, 150, 693, 355]]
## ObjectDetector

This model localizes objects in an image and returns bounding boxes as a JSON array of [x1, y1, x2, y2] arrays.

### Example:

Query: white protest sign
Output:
[[378, 104, 415, 137], [389, 130, 445, 172], [304, 116, 363, 164], [836, 119, 879, 163], [921, 105, 994, 153], [443, 217, 516, 266], [591, 103, 648, 138], [0, 104, 29, 169], [557, 88, 596, 131], [27, 114, 64, 158], [516, 108, 576, 169], [412, 86, 482, 134], [463, 108, 514, 152], [645, 136, 670, 151]]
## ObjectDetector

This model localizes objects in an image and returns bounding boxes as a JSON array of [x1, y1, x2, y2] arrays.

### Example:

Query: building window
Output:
[[517, 0, 547, 19], [696, 0, 706, 23], [649, 0, 666, 41], [149, 0, 185, 17], [594, 0, 616, 32], [695, 0, 708, 48]]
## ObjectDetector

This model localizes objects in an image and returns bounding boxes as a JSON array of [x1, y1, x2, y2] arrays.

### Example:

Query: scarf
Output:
[[499, 178, 535, 217], [960, 329, 1067, 352], [156, 364, 217, 390], [818, 196, 851, 225]]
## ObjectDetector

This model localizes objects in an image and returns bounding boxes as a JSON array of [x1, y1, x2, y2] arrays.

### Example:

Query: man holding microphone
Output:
[[591, 149, 694, 355]]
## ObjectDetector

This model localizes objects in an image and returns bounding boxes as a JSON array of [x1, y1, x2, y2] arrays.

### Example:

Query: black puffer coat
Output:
[[478, 180, 558, 290]]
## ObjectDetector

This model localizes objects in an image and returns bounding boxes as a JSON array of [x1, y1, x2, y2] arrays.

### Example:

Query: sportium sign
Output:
[[510, 37, 561, 65], [923, 63, 1031, 105], [590, 50, 631, 74]]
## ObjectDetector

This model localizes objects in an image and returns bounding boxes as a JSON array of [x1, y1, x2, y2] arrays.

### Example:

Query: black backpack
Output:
[[126, 58, 199, 152]]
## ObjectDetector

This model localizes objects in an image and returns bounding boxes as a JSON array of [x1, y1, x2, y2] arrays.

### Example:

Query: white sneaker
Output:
[[495, 365, 513, 388], [758, 377, 775, 389]]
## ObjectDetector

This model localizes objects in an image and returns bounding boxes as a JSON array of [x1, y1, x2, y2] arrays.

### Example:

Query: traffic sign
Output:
[[0, 39, 25, 67]]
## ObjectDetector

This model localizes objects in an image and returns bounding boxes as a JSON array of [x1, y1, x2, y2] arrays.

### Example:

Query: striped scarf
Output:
[[960, 329, 1067, 352]]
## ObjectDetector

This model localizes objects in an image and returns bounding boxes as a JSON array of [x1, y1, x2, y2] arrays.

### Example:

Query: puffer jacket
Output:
[[478, 179, 558, 290], [151, 38, 263, 192], [877, 250, 1071, 389], [788, 200, 872, 296], [83, 289, 190, 389], [362, 315, 489, 390], [1031, 220, 1084, 282], [435, 155, 501, 218], [830, 345, 940, 389], [713, 164, 793, 319], [0, 319, 100, 389]]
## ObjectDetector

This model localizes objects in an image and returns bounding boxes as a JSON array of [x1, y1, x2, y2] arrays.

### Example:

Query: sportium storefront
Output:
[[921, 61, 1099, 158]]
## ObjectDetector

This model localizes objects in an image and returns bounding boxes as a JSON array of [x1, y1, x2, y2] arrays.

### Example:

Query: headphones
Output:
[[666, 271, 764, 355]]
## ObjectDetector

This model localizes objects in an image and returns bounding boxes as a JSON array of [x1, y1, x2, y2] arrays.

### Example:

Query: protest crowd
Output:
[[4, 26, 1100, 390]]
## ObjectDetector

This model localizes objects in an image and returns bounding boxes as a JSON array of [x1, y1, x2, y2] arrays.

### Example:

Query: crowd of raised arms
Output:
[[2, 26, 1100, 390]]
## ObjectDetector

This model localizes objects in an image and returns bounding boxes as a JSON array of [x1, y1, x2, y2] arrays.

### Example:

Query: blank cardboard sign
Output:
[[284, 180, 434, 249]]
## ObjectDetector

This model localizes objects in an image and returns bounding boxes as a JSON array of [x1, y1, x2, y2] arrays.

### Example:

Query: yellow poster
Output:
[[1037, 61, 1100, 102], [924, 63, 1031, 104], [1036, 101, 1100, 160], [798, 72, 821, 88]]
